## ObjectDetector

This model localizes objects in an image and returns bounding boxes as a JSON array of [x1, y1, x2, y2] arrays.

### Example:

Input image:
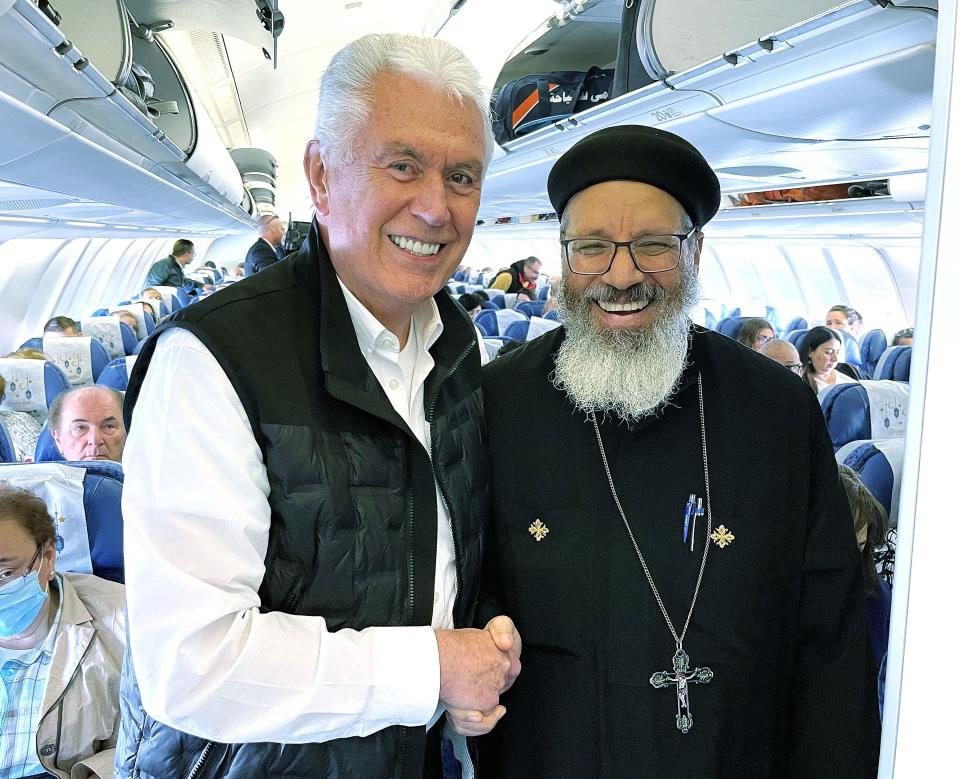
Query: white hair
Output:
[[313, 33, 494, 169]]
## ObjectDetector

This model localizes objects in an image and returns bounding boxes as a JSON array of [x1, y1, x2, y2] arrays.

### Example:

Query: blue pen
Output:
[[690, 497, 704, 551], [682, 493, 696, 544]]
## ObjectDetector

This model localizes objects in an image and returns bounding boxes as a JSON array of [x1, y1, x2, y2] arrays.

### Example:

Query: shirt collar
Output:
[[337, 276, 443, 359]]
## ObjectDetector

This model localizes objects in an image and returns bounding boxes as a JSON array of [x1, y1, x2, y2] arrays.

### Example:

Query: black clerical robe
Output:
[[478, 324, 879, 777]]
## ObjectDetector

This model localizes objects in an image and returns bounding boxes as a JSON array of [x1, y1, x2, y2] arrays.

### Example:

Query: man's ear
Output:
[[304, 140, 331, 216]]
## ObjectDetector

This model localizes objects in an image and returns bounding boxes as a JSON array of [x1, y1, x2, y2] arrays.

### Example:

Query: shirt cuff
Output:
[[364, 624, 440, 727]]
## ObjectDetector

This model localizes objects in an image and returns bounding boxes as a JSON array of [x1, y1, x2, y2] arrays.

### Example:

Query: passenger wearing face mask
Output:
[[0, 486, 124, 779]]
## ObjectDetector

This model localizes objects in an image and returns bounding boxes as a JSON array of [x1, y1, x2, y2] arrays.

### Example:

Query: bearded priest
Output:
[[468, 126, 880, 776]]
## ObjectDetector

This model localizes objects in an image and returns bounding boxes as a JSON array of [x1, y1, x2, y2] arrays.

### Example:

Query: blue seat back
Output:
[[859, 330, 888, 377], [474, 309, 499, 337], [820, 380, 909, 451], [480, 301, 498, 310], [504, 320, 529, 342], [836, 438, 904, 528], [490, 294, 506, 309], [873, 346, 912, 381], [96, 356, 137, 391], [538, 285, 550, 301], [516, 300, 545, 318], [543, 309, 560, 322], [0, 358, 71, 421], [34, 422, 63, 462], [717, 316, 749, 340], [504, 316, 562, 342], [784, 316, 808, 334], [785, 329, 808, 347], [839, 330, 862, 369], [0, 418, 16, 463], [18, 337, 43, 351]]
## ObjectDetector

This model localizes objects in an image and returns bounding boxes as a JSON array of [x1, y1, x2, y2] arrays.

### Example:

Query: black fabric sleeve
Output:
[[786, 390, 880, 776]]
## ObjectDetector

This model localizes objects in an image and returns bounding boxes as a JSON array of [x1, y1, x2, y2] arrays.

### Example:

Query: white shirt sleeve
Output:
[[121, 328, 441, 743]]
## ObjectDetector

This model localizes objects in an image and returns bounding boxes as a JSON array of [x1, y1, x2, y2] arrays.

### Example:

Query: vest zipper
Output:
[[187, 741, 213, 779], [425, 340, 474, 625]]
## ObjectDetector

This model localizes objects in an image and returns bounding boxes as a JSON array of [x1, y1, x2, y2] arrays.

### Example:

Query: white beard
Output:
[[551, 263, 700, 423]]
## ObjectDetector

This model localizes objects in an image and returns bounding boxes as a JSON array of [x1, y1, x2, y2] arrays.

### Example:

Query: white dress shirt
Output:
[[122, 282, 460, 744]]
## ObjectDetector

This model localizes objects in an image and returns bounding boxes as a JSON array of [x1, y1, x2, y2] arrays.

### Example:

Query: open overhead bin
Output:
[[479, 0, 936, 221], [0, 0, 272, 232]]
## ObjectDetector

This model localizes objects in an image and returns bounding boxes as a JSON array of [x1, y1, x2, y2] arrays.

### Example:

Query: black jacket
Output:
[[478, 326, 879, 777], [117, 221, 490, 778], [244, 237, 281, 276], [144, 255, 201, 290]]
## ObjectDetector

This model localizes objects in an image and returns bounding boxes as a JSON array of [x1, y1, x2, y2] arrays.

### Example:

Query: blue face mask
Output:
[[0, 571, 48, 638]]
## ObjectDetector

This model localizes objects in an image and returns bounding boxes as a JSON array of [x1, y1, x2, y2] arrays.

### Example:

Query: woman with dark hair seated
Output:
[[798, 325, 861, 394], [0, 486, 124, 778], [735, 317, 776, 351]]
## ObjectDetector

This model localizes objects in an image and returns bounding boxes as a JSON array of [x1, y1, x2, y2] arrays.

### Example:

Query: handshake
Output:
[[435, 615, 522, 737]]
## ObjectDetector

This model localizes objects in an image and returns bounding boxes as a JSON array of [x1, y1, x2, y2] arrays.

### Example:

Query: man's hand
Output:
[[435, 624, 514, 712], [485, 615, 522, 694], [446, 704, 506, 737]]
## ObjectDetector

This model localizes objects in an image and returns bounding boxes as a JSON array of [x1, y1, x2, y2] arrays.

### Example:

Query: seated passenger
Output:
[[49, 387, 126, 462], [825, 304, 863, 338], [0, 485, 124, 778], [838, 465, 891, 704], [43, 317, 80, 337], [109, 311, 140, 336], [457, 292, 482, 320], [799, 326, 861, 393], [474, 289, 490, 302], [141, 288, 162, 304], [892, 327, 914, 346], [735, 317, 775, 351], [139, 301, 157, 322], [0, 374, 42, 462], [760, 338, 803, 375]]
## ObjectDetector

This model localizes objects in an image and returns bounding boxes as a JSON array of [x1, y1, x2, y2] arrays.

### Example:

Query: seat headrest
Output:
[[838, 330, 862, 367], [0, 461, 123, 583], [494, 308, 527, 335], [34, 422, 63, 462], [525, 316, 561, 341], [78, 316, 126, 360], [873, 346, 912, 381], [0, 358, 70, 418], [0, 418, 16, 463], [42, 335, 110, 386], [820, 380, 909, 450], [96, 357, 131, 391], [836, 438, 905, 529], [859, 330, 889, 376]]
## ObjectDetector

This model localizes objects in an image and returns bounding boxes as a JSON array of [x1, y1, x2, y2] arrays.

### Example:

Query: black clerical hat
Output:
[[547, 125, 721, 227]]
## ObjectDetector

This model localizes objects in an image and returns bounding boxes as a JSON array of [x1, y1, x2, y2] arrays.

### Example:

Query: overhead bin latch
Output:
[[131, 20, 174, 43]]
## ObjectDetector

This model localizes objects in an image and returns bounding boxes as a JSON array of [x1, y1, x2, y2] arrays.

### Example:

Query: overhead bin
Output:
[[0, 0, 252, 231], [478, 0, 936, 221], [230, 148, 278, 212]]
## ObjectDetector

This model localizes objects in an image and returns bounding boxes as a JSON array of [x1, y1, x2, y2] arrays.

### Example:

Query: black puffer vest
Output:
[[116, 222, 490, 778]]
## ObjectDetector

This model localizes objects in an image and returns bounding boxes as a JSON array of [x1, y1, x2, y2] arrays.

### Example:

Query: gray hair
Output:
[[313, 33, 494, 169]]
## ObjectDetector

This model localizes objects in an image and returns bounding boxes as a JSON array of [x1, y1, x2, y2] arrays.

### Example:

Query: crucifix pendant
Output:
[[649, 647, 714, 734]]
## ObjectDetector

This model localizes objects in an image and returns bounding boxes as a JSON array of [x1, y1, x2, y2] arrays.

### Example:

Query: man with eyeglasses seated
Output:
[[49, 387, 126, 463], [471, 125, 878, 776], [760, 337, 803, 376], [0, 485, 124, 779]]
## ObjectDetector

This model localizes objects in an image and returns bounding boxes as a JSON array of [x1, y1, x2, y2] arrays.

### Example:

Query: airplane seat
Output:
[[717, 316, 749, 340], [96, 356, 138, 391], [860, 329, 889, 376], [764, 306, 782, 334], [118, 322, 138, 355], [481, 301, 498, 310], [0, 358, 71, 426], [516, 300, 546, 318], [819, 380, 909, 451], [453, 271, 466, 282], [839, 330, 862, 369], [158, 301, 171, 317], [703, 310, 718, 331], [0, 418, 16, 463], [475, 309, 526, 337], [873, 346, 912, 382], [90, 308, 109, 317], [174, 288, 192, 308], [78, 316, 127, 361], [34, 423, 63, 463], [727, 307, 741, 319], [151, 286, 182, 313], [785, 329, 808, 348], [785, 316, 808, 333], [490, 294, 506, 309], [132, 338, 147, 356], [143, 310, 156, 335], [42, 336, 110, 386], [18, 337, 43, 351], [504, 316, 562, 342], [483, 338, 508, 360], [454, 284, 466, 294], [538, 286, 550, 301], [835, 438, 905, 530], [0, 460, 124, 583], [543, 310, 560, 322]]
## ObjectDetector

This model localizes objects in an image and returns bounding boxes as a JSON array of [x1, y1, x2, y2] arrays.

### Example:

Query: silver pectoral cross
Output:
[[649, 647, 714, 734]]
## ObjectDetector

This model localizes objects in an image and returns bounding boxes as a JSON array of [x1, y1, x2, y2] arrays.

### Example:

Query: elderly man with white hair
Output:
[[116, 34, 519, 778], [475, 126, 878, 776]]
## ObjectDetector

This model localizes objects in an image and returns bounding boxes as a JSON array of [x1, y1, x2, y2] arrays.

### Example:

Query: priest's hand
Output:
[[446, 704, 507, 736], [435, 627, 513, 712], [485, 614, 522, 693]]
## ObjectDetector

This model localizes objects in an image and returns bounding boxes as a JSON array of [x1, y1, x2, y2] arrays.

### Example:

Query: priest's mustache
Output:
[[581, 282, 667, 306]]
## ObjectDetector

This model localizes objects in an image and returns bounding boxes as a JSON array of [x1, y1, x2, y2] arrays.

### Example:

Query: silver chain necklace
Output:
[[587, 373, 714, 734]]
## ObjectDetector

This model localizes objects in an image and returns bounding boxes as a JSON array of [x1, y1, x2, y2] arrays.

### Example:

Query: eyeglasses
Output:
[[785, 362, 803, 374], [755, 335, 774, 347], [0, 545, 42, 583], [559, 227, 699, 275]]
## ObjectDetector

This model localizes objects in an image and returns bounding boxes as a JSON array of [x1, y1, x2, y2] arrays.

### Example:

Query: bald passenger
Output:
[[761, 338, 803, 376], [49, 386, 126, 462]]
